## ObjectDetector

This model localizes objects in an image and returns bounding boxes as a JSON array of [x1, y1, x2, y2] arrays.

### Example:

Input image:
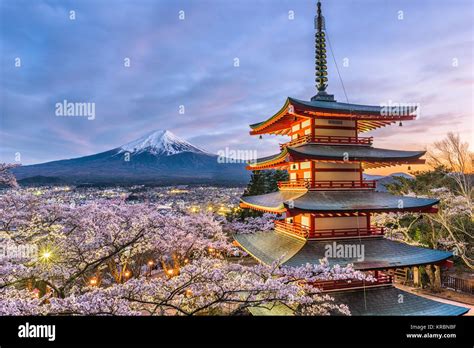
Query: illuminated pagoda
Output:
[[235, 1, 468, 315]]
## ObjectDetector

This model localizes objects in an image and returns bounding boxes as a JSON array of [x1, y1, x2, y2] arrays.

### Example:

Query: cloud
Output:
[[0, 0, 472, 164]]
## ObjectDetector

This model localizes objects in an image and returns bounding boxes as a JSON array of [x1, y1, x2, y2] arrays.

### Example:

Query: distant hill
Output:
[[13, 130, 249, 186], [364, 172, 414, 192]]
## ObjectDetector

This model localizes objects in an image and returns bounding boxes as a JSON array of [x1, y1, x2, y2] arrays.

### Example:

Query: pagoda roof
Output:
[[234, 232, 452, 270], [239, 190, 305, 213], [247, 144, 425, 170], [287, 144, 425, 162], [248, 286, 469, 316], [240, 190, 438, 214], [289, 97, 413, 115], [250, 97, 418, 135], [332, 287, 469, 316]]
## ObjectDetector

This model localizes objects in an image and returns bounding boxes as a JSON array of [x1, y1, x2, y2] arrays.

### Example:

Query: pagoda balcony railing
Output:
[[280, 135, 373, 149], [274, 220, 310, 238], [311, 226, 384, 239], [314, 272, 393, 292], [275, 221, 384, 239], [278, 179, 376, 190]]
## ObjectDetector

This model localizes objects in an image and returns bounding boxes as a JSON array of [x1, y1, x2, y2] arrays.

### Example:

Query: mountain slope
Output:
[[364, 172, 414, 192], [13, 130, 249, 185]]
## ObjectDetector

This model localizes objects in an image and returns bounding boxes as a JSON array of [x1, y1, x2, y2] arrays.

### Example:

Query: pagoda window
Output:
[[304, 128, 312, 135], [315, 216, 368, 230], [290, 172, 297, 180], [301, 215, 311, 228], [300, 162, 311, 170], [314, 119, 357, 137], [315, 170, 360, 181], [301, 120, 311, 128], [292, 124, 301, 132], [303, 171, 311, 179], [290, 163, 299, 170], [315, 162, 358, 170]]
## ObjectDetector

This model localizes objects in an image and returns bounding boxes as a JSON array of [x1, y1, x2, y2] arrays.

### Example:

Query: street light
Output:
[[41, 251, 52, 259], [39, 248, 53, 263]]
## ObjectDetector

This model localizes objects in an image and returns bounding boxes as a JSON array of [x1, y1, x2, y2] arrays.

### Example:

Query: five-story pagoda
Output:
[[235, 1, 468, 316]]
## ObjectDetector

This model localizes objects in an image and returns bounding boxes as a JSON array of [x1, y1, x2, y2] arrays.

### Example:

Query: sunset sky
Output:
[[1, 0, 473, 175]]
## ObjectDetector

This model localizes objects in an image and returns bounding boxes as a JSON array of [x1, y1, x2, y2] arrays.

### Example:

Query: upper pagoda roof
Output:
[[240, 190, 438, 213], [234, 232, 451, 270], [247, 144, 425, 170], [249, 97, 418, 135]]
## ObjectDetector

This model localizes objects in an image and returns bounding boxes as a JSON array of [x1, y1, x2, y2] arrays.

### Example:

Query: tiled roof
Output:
[[234, 231, 452, 269], [249, 145, 425, 167], [287, 144, 425, 162], [240, 190, 305, 212], [240, 190, 438, 213], [248, 286, 469, 316], [289, 97, 417, 116], [287, 190, 438, 212], [249, 97, 417, 131], [332, 286, 469, 316]]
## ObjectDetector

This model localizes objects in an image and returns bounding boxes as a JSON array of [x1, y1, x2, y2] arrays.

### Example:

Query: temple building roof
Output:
[[248, 286, 469, 316], [289, 97, 408, 115], [240, 190, 438, 213], [331, 287, 469, 316], [249, 97, 418, 135], [287, 144, 425, 162], [239, 190, 305, 213], [234, 231, 452, 270], [247, 144, 425, 170]]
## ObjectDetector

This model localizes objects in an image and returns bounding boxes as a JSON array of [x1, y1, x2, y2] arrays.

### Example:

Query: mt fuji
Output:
[[13, 130, 249, 185], [118, 130, 209, 156]]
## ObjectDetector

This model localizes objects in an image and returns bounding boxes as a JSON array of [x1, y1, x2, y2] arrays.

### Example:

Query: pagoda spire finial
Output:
[[312, 1, 334, 101]]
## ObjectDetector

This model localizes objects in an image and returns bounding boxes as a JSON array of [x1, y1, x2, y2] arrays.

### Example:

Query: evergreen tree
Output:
[[243, 170, 289, 196], [234, 170, 288, 220], [243, 170, 267, 196]]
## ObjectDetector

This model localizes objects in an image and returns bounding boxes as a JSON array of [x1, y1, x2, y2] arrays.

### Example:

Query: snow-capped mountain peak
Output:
[[119, 129, 208, 156]]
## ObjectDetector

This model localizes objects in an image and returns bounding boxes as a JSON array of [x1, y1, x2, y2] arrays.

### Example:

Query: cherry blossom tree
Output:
[[0, 163, 19, 188], [224, 212, 275, 234], [0, 191, 368, 316]]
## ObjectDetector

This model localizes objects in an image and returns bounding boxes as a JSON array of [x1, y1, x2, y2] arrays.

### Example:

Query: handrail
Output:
[[280, 135, 373, 149], [312, 227, 384, 238], [315, 272, 392, 291], [274, 220, 310, 238], [278, 179, 376, 190], [274, 221, 384, 239]]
